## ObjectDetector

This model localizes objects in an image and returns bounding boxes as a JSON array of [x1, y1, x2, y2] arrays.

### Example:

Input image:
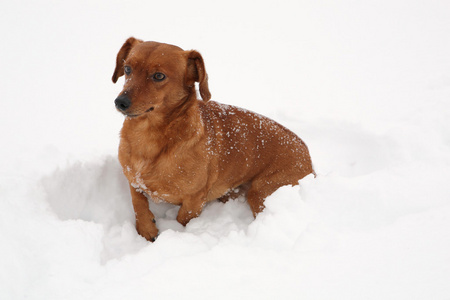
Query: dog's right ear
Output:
[[186, 50, 211, 101], [112, 37, 143, 83]]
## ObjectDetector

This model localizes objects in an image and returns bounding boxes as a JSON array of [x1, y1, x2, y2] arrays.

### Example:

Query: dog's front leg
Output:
[[176, 199, 205, 226], [129, 185, 158, 242]]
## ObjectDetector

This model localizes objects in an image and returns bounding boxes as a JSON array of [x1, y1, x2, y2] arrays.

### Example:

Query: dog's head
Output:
[[112, 37, 211, 118]]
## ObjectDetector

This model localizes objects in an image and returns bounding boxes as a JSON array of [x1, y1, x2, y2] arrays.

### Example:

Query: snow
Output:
[[2, 1, 450, 299]]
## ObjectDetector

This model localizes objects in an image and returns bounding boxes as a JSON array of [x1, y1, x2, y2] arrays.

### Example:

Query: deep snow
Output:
[[1, 1, 450, 299]]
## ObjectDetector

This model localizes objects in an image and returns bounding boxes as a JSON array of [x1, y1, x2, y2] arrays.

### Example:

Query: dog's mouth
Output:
[[123, 106, 155, 118]]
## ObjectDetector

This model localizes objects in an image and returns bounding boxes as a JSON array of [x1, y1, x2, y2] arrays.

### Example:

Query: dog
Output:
[[112, 37, 314, 241]]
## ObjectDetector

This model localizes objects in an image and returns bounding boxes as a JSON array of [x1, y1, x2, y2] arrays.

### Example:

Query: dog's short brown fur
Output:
[[112, 37, 314, 241]]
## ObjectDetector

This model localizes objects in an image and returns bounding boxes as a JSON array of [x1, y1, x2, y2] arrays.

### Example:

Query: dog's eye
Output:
[[153, 73, 166, 82], [124, 66, 132, 75]]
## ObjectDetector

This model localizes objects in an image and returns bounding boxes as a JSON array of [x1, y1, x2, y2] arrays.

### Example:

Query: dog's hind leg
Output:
[[246, 185, 274, 217], [246, 172, 299, 218]]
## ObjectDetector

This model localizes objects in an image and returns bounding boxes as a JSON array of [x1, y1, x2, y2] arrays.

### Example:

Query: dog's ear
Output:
[[186, 50, 211, 101], [112, 37, 143, 83]]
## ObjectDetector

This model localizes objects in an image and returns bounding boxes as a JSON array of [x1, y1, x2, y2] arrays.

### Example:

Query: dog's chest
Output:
[[121, 158, 173, 203], [121, 146, 209, 205], [123, 160, 147, 190]]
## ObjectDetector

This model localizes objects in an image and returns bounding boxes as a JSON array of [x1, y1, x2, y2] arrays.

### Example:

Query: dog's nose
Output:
[[115, 95, 131, 111]]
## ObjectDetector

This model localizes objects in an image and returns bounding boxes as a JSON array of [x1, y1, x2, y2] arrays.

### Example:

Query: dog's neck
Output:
[[121, 93, 204, 158], [163, 94, 204, 141]]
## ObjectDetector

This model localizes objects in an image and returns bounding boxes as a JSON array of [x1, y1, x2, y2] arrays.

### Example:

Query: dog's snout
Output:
[[115, 95, 131, 111]]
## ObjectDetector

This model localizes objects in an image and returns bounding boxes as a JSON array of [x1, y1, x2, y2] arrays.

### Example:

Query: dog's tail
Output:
[[311, 163, 317, 178]]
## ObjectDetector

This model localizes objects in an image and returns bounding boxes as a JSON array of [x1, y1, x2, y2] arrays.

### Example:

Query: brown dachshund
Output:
[[112, 37, 314, 241]]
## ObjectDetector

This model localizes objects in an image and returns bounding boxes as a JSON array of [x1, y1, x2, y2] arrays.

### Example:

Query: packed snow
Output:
[[1, 1, 450, 299]]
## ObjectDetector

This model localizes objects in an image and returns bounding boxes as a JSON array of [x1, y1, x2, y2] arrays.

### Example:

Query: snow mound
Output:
[[23, 155, 449, 299], [40, 157, 318, 262]]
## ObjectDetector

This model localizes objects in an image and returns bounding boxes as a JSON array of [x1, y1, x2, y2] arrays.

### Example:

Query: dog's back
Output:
[[199, 101, 313, 212]]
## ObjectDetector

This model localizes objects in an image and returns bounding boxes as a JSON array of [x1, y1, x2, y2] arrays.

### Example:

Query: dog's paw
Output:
[[136, 220, 159, 242]]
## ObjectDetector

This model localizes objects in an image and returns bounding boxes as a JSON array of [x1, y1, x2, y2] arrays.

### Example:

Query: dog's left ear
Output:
[[112, 37, 143, 83], [186, 50, 211, 101]]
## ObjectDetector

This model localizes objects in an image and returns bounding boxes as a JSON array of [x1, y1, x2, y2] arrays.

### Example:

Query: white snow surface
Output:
[[2, 1, 450, 299]]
